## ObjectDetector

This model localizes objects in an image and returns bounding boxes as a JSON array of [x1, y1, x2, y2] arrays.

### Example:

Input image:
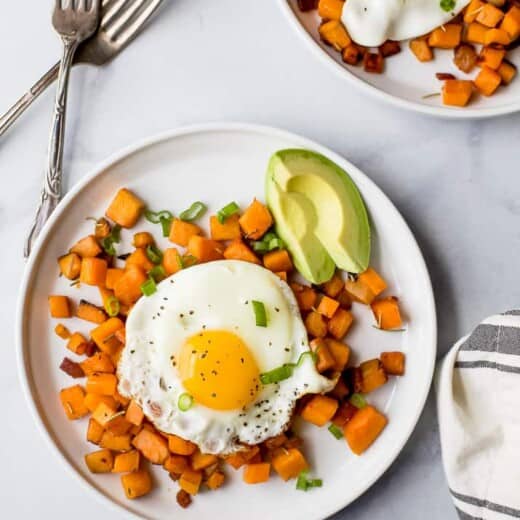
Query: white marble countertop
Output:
[[2, 1, 520, 518]]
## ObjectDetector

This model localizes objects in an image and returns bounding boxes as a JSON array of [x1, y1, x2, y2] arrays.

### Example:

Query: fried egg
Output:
[[341, 0, 470, 47], [118, 260, 334, 454]]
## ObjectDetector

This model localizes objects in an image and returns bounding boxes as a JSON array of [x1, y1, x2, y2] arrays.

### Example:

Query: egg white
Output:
[[118, 260, 334, 454]]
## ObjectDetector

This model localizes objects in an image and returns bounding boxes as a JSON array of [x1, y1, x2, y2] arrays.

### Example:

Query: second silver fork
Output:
[[24, 0, 100, 259]]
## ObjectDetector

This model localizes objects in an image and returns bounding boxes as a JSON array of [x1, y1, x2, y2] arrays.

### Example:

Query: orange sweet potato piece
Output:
[[305, 311, 328, 338], [125, 247, 155, 272], [263, 249, 293, 272], [409, 38, 433, 62], [132, 428, 169, 464], [105, 268, 124, 290], [344, 277, 375, 304], [179, 468, 203, 495], [332, 401, 358, 427], [162, 247, 182, 275], [475, 65, 502, 95], [359, 359, 388, 393], [133, 231, 154, 248], [105, 188, 145, 228], [114, 265, 147, 305], [86, 373, 118, 396], [126, 399, 144, 426], [113, 450, 140, 473], [464, 0, 484, 23], [100, 431, 132, 452], [239, 199, 273, 240], [318, 0, 344, 20], [121, 469, 152, 499], [322, 273, 344, 298], [91, 317, 125, 354], [164, 454, 188, 474], [105, 414, 133, 436], [85, 449, 114, 473], [501, 5, 520, 40], [58, 252, 82, 280], [80, 352, 115, 375], [371, 297, 403, 330], [224, 239, 261, 264], [224, 445, 260, 469], [48, 295, 71, 318], [210, 214, 242, 240], [291, 283, 317, 311], [429, 24, 462, 48], [76, 300, 107, 324], [80, 257, 108, 286], [479, 46, 506, 69], [243, 463, 271, 484], [60, 385, 89, 420], [271, 448, 308, 481], [87, 417, 104, 444], [465, 22, 488, 44], [380, 351, 406, 375], [67, 332, 88, 355], [54, 323, 71, 339], [168, 434, 197, 455], [310, 338, 336, 372], [319, 20, 351, 51], [301, 395, 339, 426], [70, 235, 102, 258], [327, 308, 354, 339], [325, 338, 351, 371], [484, 28, 511, 45], [169, 218, 202, 247], [316, 295, 340, 318], [206, 470, 225, 490], [187, 236, 224, 263], [358, 267, 387, 297], [84, 394, 118, 414], [498, 60, 517, 84], [442, 79, 474, 107], [343, 405, 387, 455], [476, 3, 504, 27], [191, 452, 218, 470]]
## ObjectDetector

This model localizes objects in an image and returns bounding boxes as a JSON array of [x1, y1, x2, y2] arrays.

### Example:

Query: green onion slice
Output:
[[160, 216, 173, 237], [259, 351, 317, 385], [146, 244, 163, 264], [328, 423, 343, 440], [349, 393, 367, 409], [439, 0, 456, 11], [296, 470, 323, 491], [252, 300, 268, 327], [251, 231, 284, 253], [144, 209, 173, 224], [101, 224, 122, 256], [177, 254, 198, 270], [104, 296, 120, 317], [179, 201, 207, 222], [217, 201, 240, 224], [140, 276, 157, 297], [178, 393, 194, 411], [149, 265, 166, 282]]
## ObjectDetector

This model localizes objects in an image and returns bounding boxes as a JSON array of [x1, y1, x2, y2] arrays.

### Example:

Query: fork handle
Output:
[[0, 62, 60, 138], [24, 39, 78, 259]]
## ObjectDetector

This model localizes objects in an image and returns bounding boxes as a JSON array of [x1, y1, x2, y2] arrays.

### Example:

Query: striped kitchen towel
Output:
[[437, 311, 520, 520]]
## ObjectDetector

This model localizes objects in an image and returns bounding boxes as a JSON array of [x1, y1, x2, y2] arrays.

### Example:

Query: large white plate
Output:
[[16, 123, 436, 519], [279, 0, 520, 119]]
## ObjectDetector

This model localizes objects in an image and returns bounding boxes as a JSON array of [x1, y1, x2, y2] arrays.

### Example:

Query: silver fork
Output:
[[24, 0, 100, 259], [0, 0, 163, 138]]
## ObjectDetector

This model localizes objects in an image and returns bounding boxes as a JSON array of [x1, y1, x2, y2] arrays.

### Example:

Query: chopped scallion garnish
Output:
[[296, 470, 322, 491], [217, 201, 240, 224], [140, 276, 157, 297], [178, 393, 194, 411], [252, 300, 268, 327], [440, 0, 455, 11], [104, 296, 120, 317], [259, 351, 316, 385], [149, 265, 166, 282], [146, 244, 163, 264], [144, 209, 173, 224], [252, 231, 284, 253], [349, 393, 367, 409], [160, 216, 173, 237], [328, 423, 343, 440], [177, 254, 198, 270], [101, 224, 122, 256], [179, 201, 207, 222]]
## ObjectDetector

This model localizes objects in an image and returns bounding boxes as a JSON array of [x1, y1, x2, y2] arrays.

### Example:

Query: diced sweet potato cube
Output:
[[342, 44, 362, 65], [474, 65, 502, 95], [114, 265, 147, 306], [465, 22, 488, 44], [169, 218, 202, 247], [162, 247, 182, 276], [132, 231, 154, 248], [363, 52, 384, 73], [76, 300, 107, 324], [316, 295, 340, 318], [429, 24, 462, 48], [301, 395, 339, 426], [332, 401, 358, 426], [113, 450, 140, 473], [271, 448, 308, 481], [379, 40, 401, 57], [239, 199, 273, 240], [325, 338, 351, 371], [479, 46, 506, 69], [380, 351, 406, 375], [80, 352, 115, 376], [224, 239, 261, 264], [442, 79, 474, 107], [210, 214, 241, 240], [359, 359, 388, 393], [343, 405, 387, 455], [126, 400, 144, 426], [100, 431, 132, 452], [484, 28, 511, 45], [358, 267, 387, 296], [191, 451, 218, 470], [85, 449, 114, 473], [344, 277, 375, 304], [121, 469, 152, 498], [58, 252, 82, 279], [105, 267, 124, 290], [305, 311, 328, 338], [86, 373, 118, 396], [464, 0, 485, 23], [498, 60, 517, 84], [327, 308, 354, 339], [319, 20, 351, 51], [179, 468, 203, 495], [409, 38, 433, 62], [84, 393, 118, 414], [70, 235, 102, 258], [187, 235, 224, 263], [60, 385, 89, 420], [263, 249, 293, 272], [501, 5, 520, 40], [87, 417, 104, 444], [164, 454, 188, 474], [48, 295, 71, 318], [206, 470, 225, 490], [275, 271, 287, 281], [91, 317, 125, 354], [80, 257, 108, 286], [66, 332, 87, 355], [291, 283, 317, 311], [243, 463, 271, 484], [371, 297, 403, 330], [318, 0, 344, 20], [310, 338, 336, 372], [105, 188, 145, 228], [54, 323, 71, 339], [476, 3, 504, 27], [125, 247, 155, 272], [132, 428, 169, 464], [168, 434, 197, 455]]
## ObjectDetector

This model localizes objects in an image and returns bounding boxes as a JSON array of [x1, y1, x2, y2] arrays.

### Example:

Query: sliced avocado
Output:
[[265, 149, 371, 284]]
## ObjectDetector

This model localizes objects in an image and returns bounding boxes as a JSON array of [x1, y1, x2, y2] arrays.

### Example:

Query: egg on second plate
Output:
[[341, 0, 470, 47], [118, 260, 334, 455]]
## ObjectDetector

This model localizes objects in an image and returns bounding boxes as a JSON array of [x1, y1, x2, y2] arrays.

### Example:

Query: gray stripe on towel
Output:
[[451, 489, 520, 518], [456, 507, 483, 520], [459, 324, 520, 356], [455, 360, 520, 374]]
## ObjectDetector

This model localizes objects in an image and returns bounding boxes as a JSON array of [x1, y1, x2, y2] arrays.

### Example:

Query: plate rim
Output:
[[16, 122, 437, 519], [277, 0, 520, 120]]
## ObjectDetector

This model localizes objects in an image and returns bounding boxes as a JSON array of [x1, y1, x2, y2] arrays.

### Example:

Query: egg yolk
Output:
[[178, 330, 261, 411]]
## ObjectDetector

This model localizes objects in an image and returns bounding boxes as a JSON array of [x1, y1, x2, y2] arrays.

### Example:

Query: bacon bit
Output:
[[363, 52, 384, 73], [379, 40, 401, 57], [342, 44, 362, 65], [435, 72, 456, 80], [84, 340, 97, 357], [284, 436, 303, 450], [176, 489, 192, 508], [453, 44, 477, 73], [59, 357, 85, 379], [297, 0, 318, 11]]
